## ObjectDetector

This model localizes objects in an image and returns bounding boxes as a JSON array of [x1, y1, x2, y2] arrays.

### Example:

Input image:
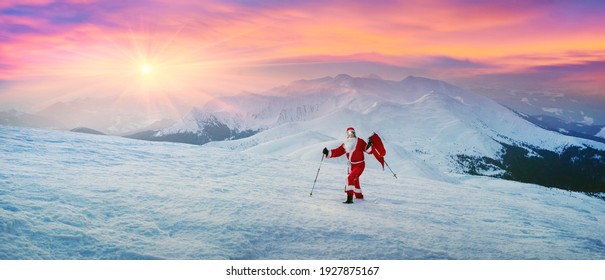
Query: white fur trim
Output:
[[345, 185, 356, 192]]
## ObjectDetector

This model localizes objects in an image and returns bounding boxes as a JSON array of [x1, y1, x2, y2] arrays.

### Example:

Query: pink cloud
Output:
[[2, 0, 605, 110], [0, 0, 54, 8]]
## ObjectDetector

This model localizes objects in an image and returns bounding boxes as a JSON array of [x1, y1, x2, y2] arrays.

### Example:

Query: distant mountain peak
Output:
[[364, 73, 383, 80], [402, 75, 444, 85], [70, 127, 105, 135], [334, 73, 353, 80]]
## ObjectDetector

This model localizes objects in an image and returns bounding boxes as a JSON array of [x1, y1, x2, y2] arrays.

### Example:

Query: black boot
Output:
[[343, 194, 353, 204]]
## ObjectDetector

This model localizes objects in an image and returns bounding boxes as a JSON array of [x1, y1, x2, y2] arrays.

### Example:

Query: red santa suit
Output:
[[327, 130, 372, 199]]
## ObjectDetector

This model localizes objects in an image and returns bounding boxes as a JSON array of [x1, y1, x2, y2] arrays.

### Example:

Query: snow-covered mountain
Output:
[[1, 125, 605, 260], [598, 127, 605, 139], [34, 97, 180, 135], [521, 114, 605, 144], [0, 109, 65, 130], [151, 74, 605, 194], [126, 108, 258, 145], [466, 86, 605, 127]]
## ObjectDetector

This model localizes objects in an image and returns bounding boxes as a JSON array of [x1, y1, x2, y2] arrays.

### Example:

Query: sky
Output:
[[1, 0, 604, 114]]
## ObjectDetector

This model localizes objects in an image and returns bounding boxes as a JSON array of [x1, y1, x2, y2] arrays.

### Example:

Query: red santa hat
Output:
[[346, 127, 356, 137]]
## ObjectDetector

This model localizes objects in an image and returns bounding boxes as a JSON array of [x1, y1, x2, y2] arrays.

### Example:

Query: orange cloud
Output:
[[1, 0, 605, 111]]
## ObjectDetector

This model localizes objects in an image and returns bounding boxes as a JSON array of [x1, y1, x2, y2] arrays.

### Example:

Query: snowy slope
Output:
[[1, 125, 605, 259]]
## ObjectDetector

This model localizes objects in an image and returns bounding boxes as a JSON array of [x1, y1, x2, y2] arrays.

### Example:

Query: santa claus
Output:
[[323, 127, 373, 204]]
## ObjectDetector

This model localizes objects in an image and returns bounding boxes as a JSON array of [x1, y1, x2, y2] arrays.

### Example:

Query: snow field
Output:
[[1, 125, 605, 259]]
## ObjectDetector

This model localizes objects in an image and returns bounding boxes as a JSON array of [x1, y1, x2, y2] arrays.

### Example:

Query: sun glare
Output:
[[141, 64, 152, 74]]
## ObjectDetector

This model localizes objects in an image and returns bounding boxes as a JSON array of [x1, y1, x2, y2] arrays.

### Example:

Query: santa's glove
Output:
[[367, 138, 373, 147], [323, 147, 329, 156]]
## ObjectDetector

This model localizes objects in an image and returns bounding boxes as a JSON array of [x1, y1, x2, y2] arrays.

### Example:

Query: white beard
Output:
[[344, 137, 357, 153]]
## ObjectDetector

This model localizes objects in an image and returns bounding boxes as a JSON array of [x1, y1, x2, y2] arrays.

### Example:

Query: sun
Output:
[[141, 64, 152, 74]]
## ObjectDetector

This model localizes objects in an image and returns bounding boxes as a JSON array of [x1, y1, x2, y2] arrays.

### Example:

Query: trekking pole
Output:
[[374, 147, 397, 179], [310, 154, 325, 196], [384, 159, 397, 179]]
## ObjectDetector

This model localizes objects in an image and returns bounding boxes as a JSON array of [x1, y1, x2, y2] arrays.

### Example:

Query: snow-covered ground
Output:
[[1, 125, 605, 259]]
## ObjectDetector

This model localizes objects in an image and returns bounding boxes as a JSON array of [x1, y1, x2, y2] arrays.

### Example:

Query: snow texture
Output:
[[2, 125, 605, 260]]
